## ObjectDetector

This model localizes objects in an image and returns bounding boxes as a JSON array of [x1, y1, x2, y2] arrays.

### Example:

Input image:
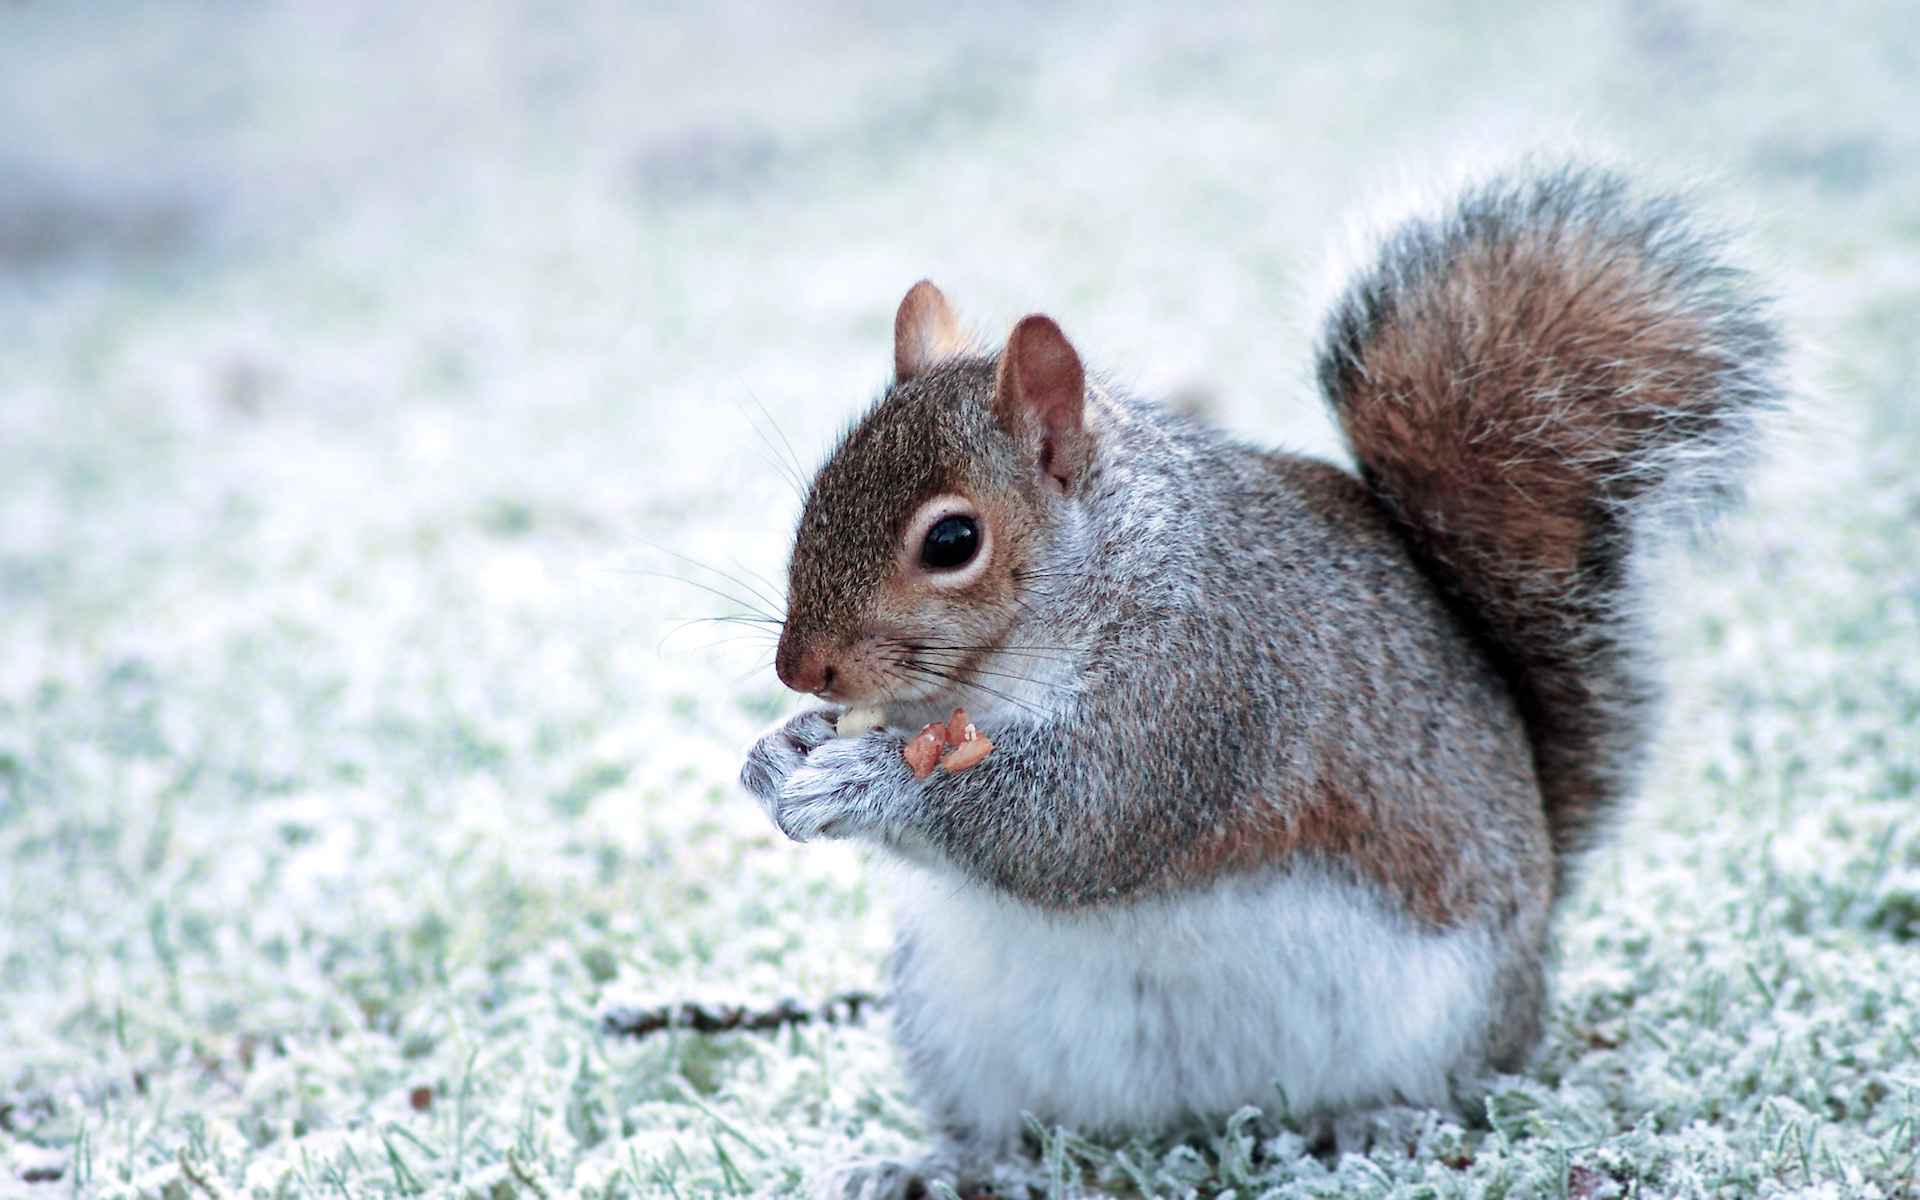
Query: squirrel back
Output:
[[1317, 166, 1782, 888]]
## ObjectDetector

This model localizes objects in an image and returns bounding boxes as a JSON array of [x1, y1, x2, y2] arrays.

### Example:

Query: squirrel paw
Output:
[[739, 710, 837, 824], [1301, 1105, 1432, 1159], [813, 1151, 981, 1200], [774, 733, 901, 842], [740, 710, 905, 843], [811, 1158, 922, 1200]]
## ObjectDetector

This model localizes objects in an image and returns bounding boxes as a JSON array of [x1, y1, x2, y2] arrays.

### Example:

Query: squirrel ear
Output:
[[994, 314, 1088, 494], [894, 281, 971, 382]]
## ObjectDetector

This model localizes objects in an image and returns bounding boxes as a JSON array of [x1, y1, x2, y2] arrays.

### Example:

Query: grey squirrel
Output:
[[739, 165, 1779, 1189]]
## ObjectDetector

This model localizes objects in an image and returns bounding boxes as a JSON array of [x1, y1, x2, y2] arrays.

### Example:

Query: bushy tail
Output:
[[1316, 165, 1782, 891]]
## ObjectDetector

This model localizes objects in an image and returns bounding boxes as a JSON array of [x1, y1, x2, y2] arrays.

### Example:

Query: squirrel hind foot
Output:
[[1297, 1104, 1435, 1161], [812, 1150, 989, 1200], [812, 1159, 924, 1200]]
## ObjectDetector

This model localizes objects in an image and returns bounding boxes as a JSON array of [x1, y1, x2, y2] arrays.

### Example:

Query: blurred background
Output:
[[2, 2, 1916, 1196]]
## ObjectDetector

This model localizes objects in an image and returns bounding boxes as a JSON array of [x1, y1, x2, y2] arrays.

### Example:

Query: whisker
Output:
[[948, 678, 1051, 720], [921, 667, 1074, 697], [896, 661, 1050, 719], [730, 644, 781, 686], [1011, 570, 1084, 587], [625, 536, 790, 620], [750, 445, 806, 503], [670, 614, 786, 627], [738, 382, 814, 496], [904, 637, 1080, 652], [733, 662, 780, 687], [906, 642, 1079, 659], [663, 619, 779, 643], [623, 569, 784, 623], [661, 628, 782, 656], [904, 644, 1072, 679], [727, 387, 808, 502], [716, 554, 793, 618]]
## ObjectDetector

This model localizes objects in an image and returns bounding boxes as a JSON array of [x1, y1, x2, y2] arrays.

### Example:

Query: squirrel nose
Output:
[[777, 645, 837, 696]]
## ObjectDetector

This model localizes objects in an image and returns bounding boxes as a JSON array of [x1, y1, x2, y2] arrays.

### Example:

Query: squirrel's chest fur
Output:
[[886, 861, 1497, 1145]]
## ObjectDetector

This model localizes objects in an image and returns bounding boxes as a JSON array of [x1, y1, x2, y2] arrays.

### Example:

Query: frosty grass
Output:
[[2, 2, 1917, 1196]]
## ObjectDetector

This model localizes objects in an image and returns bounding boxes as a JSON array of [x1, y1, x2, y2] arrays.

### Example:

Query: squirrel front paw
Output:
[[740, 711, 906, 842], [775, 733, 904, 841], [739, 710, 835, 821]]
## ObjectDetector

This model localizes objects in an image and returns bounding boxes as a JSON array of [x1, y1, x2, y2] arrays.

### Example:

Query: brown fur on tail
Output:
[[1316, 166, 1781, 892]]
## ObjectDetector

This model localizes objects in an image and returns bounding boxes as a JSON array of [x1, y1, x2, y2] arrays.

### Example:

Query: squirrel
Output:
[[739, 164, 1780, 1191]]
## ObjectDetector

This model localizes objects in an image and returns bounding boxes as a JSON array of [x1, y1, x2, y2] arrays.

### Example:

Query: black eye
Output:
[[921, 515, 980, 570]]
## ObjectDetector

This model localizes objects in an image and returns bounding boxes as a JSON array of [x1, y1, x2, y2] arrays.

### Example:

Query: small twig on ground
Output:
[[598, 991, 885, 1040]]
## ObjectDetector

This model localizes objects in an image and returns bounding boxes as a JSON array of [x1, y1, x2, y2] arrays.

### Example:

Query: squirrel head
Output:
[[775, 281, 1092, 707]]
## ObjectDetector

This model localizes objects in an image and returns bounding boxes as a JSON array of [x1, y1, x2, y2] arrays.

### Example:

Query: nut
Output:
[[904, 724, 945, 779], [836, 704, 888, 738], [941, 735, 993, 772], [944, 708, 971, 747]]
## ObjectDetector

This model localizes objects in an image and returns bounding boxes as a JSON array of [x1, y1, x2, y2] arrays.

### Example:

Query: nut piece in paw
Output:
[[941, 734, 993, 772], [836, 704, 888, 738], [943, 707, 972, 748], [904, 724, 945, 779]]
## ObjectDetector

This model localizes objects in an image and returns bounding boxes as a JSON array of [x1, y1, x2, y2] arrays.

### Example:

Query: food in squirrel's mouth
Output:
[[902, 707, 994, 779], [835, 704, 888, 738]]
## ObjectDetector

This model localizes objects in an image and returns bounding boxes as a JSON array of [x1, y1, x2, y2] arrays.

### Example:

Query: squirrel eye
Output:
[[921, 515, 980, 570]]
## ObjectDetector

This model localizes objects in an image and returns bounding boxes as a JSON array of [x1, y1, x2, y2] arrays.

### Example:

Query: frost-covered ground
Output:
[[2, 2, 1917, 1196]]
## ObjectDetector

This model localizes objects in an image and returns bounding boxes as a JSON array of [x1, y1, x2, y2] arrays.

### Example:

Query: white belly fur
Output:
[[886, 861, 1494, 1145]]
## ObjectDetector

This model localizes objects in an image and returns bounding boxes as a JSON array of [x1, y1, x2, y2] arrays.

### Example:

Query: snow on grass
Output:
[[1, 1, 1917, 1196]]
